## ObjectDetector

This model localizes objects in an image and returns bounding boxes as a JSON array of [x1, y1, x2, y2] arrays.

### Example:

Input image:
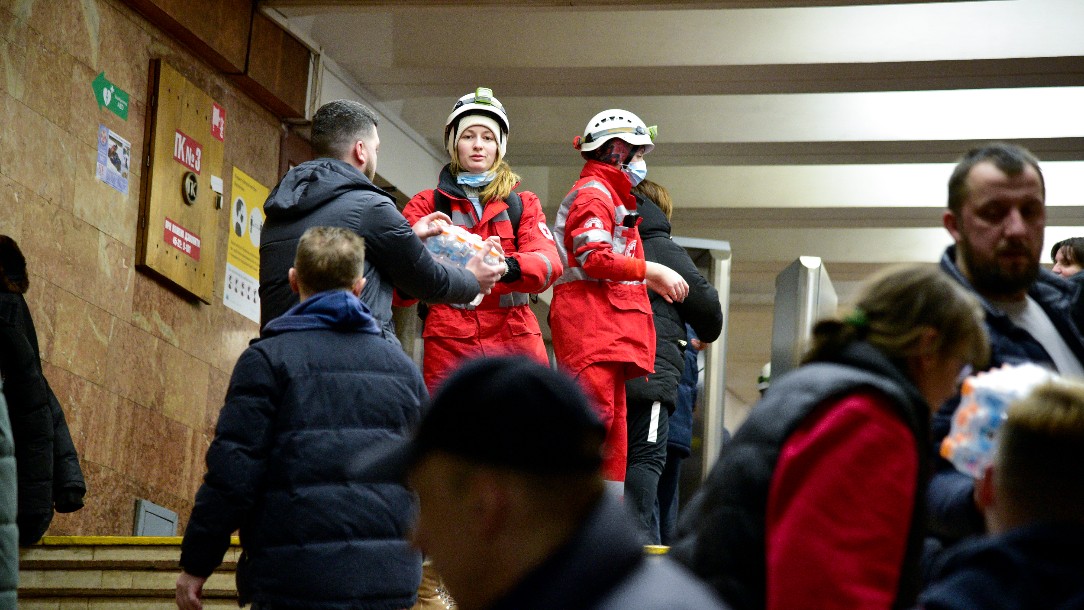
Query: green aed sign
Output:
[[92, 72, 129, 120]]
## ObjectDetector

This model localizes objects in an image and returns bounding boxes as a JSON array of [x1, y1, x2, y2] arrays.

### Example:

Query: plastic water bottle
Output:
[[426, 220, 504, 270]]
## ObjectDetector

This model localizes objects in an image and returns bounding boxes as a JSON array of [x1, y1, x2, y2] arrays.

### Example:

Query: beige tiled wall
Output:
[[0, 0, 281, 534]]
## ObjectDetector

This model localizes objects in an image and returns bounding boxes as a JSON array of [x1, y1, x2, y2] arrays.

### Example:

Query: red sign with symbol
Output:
[[211, 103, 226, 142], [173, 129, 203, 174], [163, 217, 202, 261]]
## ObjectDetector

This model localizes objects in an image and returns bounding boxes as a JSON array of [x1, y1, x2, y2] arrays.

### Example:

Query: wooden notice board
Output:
[[137, 60, 226, 303]]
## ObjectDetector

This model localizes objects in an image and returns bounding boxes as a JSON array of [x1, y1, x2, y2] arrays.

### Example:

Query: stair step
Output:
[[19, 536, 240, 602]]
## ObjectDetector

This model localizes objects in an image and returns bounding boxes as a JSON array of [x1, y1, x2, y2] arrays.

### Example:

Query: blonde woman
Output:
[[402, 88, 561, 393]]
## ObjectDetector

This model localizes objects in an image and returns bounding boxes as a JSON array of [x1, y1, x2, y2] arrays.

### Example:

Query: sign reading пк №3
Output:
[[173, 130, 203, 174]]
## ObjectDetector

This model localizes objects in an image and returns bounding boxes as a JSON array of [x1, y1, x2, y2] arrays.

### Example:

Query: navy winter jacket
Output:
[[931, 246, 1084, 541], [259, 158, 481, 342], [920, 523, 1084, 609], [180, 290, 427, 609]]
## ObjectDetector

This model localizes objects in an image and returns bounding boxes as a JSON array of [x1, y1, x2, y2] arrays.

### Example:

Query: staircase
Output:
[[18, 535, 241, 608]]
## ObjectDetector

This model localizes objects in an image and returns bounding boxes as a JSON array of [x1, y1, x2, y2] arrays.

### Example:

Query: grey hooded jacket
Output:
[[259, 158, 481, 343]]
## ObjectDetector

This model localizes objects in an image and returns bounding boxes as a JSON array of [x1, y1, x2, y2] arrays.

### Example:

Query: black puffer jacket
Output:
[[625, 195, 723, 409], [1, 236, 86, 543], [671, 342, 930, 610], [0, 322, 53, 544], [181, 291, 427, 609], [259, 158, 481, 342]]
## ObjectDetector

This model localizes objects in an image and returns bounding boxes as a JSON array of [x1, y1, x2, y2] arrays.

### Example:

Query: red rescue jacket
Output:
[[549, 160, 655, 379], [401, 166, 562, 391]]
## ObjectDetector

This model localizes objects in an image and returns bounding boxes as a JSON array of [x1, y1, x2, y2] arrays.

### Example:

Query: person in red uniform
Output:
[[402, 88, 562, 393], [549, 109, 688, 485]]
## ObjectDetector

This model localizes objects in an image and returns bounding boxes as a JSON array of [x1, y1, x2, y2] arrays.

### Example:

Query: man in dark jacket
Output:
[[358, 356, 730, 610], [932, 144, 1084, 545], [178, 227, 428, 610], [259, 99, 504, 343], [624, 184, 722, 542], [0, 235, 85, 545]]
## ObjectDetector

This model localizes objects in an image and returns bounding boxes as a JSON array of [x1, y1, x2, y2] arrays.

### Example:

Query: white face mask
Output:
[[623, 159, 647, 187]]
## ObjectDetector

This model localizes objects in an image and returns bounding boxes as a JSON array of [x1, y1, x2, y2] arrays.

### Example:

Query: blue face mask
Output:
[[623, 159, 647, 187], [457, 171, 496, 188]]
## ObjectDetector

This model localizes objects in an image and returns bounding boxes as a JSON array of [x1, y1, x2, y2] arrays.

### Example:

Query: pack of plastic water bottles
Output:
[[425, 219, 503, 268], [940, 363, 1055, 478]]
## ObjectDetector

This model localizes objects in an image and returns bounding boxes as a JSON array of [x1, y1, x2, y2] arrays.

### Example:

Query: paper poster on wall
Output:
[[224, 167, 268, 323], [96, 124, 131, 195]]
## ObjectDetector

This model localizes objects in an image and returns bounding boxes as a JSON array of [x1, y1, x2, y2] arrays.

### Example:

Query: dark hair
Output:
[[947, 143, 1045, 215], [293, 227, 365, 294], [310, 100, 379, 159], [803, 264, 988, 371], [0, 234, 29, 294], [1050, 237, 1084, 266], [632, 179, 673, 219]]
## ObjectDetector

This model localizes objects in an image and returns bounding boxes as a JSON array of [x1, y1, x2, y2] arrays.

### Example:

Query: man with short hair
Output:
[[933, 143, 1084, 542], [178, 227, 428, 610], [920, 381, 1084, 608], [259, 99, 504, 341], [360, 356, 729, 610]]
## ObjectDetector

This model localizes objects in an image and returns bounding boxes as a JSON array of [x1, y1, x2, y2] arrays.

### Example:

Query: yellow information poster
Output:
[[224, 167, 268, 323]]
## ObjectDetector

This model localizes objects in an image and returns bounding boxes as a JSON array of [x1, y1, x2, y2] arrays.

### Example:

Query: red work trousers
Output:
[[575, 361, 628, 482]]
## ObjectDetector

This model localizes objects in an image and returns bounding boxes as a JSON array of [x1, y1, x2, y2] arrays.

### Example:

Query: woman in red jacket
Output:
[[402, 88, 562, 393]]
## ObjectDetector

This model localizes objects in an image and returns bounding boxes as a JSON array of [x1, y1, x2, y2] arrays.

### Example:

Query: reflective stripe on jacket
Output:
[[549, 160, 655, 378]]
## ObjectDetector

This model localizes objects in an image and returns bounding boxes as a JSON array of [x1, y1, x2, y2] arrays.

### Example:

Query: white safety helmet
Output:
[[445, 87, 510, 160], [574, 109, 655, 154]]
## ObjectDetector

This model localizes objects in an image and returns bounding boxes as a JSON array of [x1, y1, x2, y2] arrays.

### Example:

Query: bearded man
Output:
[[931, 143, 1084, 548]]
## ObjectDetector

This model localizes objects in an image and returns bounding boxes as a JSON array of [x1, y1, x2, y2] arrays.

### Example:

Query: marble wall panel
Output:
[[47, 462, 133, 536], [159, 340, 209, 430], [1, 98, 76, 211], [124, 402, 194, 495], [20, 196, 101, 307], [183, 425, 211, 503], [105, 319, 163, 409], [38, 361, 105, 459], [25, 0, 101, 70], [72, 378, 129, 471], [203, 365, 228, 434], [130, 275, 181, 347], [0, 23, 26, 101], [0, 172, 25, 240], [46, 286, 116, 387], [22, 274, 57, 361], [94, 228, 135, 320], [23, 27, 74, 130], [0, 5, 29, 50]]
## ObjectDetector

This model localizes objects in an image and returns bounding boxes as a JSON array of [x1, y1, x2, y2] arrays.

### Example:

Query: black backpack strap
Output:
[[435, 189, 523, 249], [505, 190, 523, 250], [433, 189, 453, 218]]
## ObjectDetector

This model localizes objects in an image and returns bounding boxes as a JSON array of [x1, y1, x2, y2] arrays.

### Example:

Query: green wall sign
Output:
[[92, 72, 129, 120]]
